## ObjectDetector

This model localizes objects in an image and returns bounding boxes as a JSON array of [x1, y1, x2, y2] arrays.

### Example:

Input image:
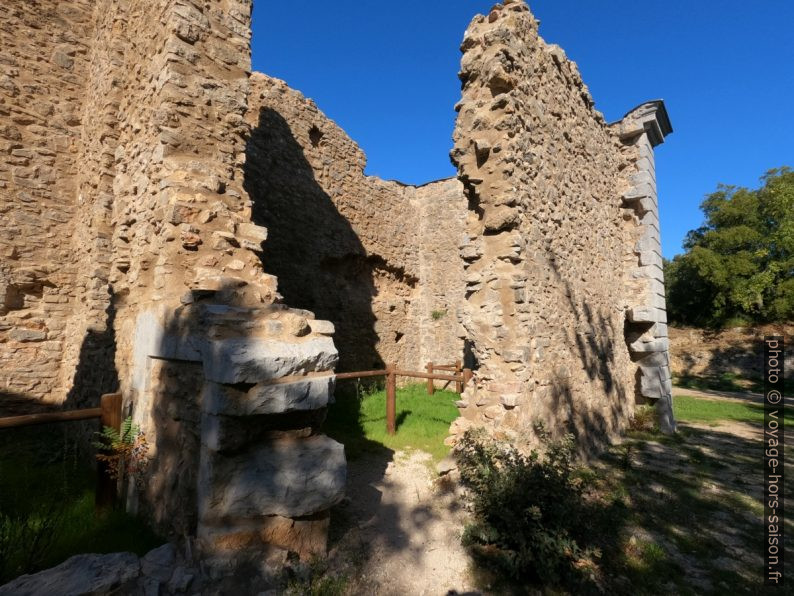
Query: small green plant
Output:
[[430, 309, 447, 321], [629, 405, 657, 432], [93, 416, 149, 489], [456, 427, 602, 590]]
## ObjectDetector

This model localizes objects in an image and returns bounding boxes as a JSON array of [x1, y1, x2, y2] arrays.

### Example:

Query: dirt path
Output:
[[327, 449, 476, 596]]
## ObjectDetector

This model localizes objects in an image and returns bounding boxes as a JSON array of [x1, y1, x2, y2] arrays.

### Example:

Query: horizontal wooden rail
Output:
[[335, 369, 387, 380], [432, 364, 459, 371], [0, 407, 102, 429], [395, 369, 462, 383], [0, 393, 122, 511], [332, 365, 472, 436]]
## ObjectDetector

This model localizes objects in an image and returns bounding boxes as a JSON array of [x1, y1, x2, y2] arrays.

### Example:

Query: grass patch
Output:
[[324, 383, 459, 462], [673, 372, 764, 394], [673, 395, 794, 426], [0, 425, 162, 583]]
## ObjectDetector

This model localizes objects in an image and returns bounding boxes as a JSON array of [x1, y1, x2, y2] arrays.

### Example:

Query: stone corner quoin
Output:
[[0, 0, 674, 563]]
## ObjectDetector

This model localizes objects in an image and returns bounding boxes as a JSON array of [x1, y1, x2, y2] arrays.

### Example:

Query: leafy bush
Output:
[[456, 426, 602, 590]]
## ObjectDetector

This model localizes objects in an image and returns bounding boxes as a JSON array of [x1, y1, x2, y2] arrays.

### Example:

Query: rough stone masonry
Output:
[[0, 0, 674, 561]]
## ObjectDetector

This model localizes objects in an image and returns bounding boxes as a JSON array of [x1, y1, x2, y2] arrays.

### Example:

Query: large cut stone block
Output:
[[639, 365, 673, 399], [629, 337, 669, 354], [200, 435, 346, 519], [204, 375, 334, 416], [627, 306, 664, 323], [202, 337, 338, 384]]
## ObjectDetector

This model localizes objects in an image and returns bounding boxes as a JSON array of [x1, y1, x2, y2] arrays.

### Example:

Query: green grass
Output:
[[673, 394, 794, 426], [672, 371, 765, 394], [325, 383, 459, 462], [0, 425, 162, 583]]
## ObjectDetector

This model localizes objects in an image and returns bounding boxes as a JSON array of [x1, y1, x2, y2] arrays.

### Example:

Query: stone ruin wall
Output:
[[0, 0, 676, 565], [0, 0, 345, 561], [244, 74, 466, 374], [0, 1, 95, 407], [447, 0, 674, 448]]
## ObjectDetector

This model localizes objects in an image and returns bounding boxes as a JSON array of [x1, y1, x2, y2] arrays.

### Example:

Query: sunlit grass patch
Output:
[[673, 394, 794, 426], [325, 382, 459, 462]]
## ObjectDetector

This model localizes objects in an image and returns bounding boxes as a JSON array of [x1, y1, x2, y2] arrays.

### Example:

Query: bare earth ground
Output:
[[327, 449, 477, 595], [320, 401, 791, 594]]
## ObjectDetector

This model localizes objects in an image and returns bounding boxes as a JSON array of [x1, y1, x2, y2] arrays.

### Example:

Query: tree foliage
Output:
[[665, 167, 794, 327]]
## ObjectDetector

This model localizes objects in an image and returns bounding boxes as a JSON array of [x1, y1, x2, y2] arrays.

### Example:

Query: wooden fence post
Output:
[[463, 368, 473, 389], [426, 362, 434, 395], [96, 392, 122, 511], [455, 359, 462, 393], [386, 364, 397, 435]]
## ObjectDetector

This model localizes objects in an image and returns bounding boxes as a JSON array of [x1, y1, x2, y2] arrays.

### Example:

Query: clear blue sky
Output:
[[251, 1, 793, 258]]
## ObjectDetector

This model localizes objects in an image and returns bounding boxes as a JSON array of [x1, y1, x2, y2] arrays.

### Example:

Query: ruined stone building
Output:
[[0, 0, 673, 557]]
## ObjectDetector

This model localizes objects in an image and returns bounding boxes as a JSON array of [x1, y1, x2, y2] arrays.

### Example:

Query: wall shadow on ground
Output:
[[244, 107, 381, 373]]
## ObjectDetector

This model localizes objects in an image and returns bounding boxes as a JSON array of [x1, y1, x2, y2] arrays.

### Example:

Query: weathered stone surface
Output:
[[202, 337, 339, 384], [0, 552, 140, 596], [204, 375, 334, 416], [140, 543, 176, 583], [201, 435, 346, 519], [245, 75, 466, 373], [447, 0, 675, 446]]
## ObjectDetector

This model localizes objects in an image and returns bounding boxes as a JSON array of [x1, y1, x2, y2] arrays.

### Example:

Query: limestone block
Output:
[[500, 394, 518, 408], [629, 337, 668, 354], [0, 552, 140, 596], [639, 365, 673, 399], [202, 337, 338, 384], [8, 328, 46, 342], [483, 206, 519, 233], [308, 319, 334, 336], [204, 375, 334, 416], [638, 250, 662, 268], [635, 351, 669, 367], [627, 306, 663, 324], [201, 436, 346, 519], [237, 222, 268, 244], [623, 182, 652, 201]]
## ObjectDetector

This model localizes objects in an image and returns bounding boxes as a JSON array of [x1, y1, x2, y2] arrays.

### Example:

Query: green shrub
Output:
[[456, 427, 602, 590]]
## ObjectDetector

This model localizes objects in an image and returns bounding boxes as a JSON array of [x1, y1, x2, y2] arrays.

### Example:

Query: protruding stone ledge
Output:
[[204, 375, 334, 416], [202, 337, 338, 384]]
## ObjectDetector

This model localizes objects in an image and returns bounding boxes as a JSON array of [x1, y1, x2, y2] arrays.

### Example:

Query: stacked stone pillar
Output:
[[616, 101, 676, 433]]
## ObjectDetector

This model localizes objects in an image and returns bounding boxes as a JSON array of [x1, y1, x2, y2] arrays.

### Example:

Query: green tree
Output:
[[665, 167, 794, 327]]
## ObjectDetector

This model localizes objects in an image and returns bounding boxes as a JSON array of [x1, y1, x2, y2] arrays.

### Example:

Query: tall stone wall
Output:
[[0, 0, 345, 561], [244, 74, 465, 374], [448, 0, 673, 448], [0, 1, 95, 407]]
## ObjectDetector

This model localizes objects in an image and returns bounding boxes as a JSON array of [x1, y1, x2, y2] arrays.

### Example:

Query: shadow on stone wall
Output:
[[548, 270, 631, 453], [63, 288, 120, 412], [244, 107, 381, 372], [59, 288, 121, 458]]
